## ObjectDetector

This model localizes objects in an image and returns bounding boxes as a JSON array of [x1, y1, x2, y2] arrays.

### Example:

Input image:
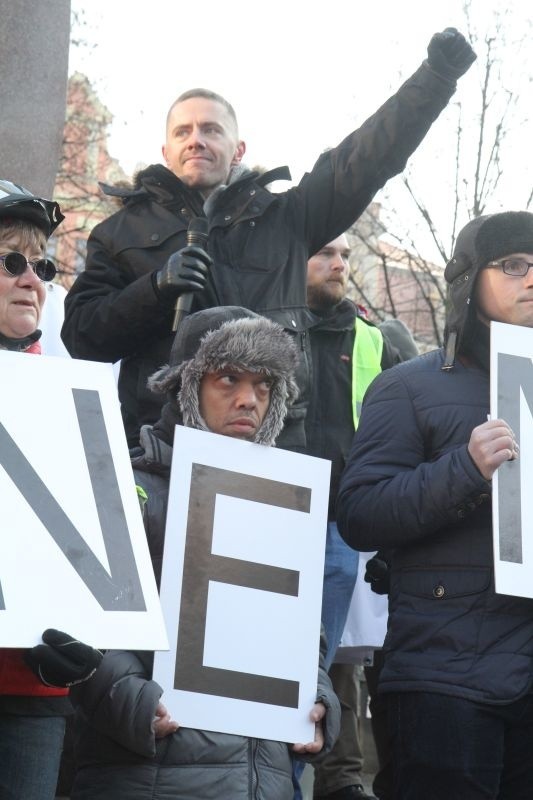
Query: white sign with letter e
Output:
[[0, 351, 167, 650], [153, 425, 330, 744], [491, 321, 533, 598]]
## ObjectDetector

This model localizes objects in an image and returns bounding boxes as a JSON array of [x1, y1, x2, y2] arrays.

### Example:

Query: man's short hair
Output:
[[166, 88, 239, 135]]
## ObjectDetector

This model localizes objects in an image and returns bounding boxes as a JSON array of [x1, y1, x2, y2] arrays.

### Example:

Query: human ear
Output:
[[231, 140, 246, 165]]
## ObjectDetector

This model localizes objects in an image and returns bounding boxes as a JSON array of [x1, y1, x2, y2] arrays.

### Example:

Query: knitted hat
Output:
[[149, 306, 299, 446]]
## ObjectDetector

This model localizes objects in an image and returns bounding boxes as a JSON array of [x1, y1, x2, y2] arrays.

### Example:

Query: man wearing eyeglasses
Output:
[[336, 212, 533, 799]]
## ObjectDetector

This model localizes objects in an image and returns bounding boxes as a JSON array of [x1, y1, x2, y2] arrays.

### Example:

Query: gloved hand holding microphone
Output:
[[154, 217, 212, 331]]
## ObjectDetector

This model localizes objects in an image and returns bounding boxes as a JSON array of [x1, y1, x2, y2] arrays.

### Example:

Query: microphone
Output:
[[172, 216, 209, 332]]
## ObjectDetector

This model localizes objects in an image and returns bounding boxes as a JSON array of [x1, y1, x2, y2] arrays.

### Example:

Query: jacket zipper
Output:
[[249, 737, 259, 798]]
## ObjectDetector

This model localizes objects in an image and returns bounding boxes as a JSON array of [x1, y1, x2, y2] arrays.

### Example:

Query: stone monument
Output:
[[0, 0, 71, 197]]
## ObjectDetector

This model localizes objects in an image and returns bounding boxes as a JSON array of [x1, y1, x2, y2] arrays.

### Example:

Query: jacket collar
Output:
[[99, 164, 292, 207], [0, 329, 41, 352], [308, 298, 358, 332]]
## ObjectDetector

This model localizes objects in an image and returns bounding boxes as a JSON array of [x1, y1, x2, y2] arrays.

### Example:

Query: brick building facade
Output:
[[51, 72, 130, 289]]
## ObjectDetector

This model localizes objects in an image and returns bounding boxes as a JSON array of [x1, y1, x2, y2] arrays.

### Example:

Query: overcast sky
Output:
[[68, 0, 532, 259]]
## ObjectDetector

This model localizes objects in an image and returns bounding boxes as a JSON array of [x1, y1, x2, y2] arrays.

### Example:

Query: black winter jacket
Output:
[[61, 64, 455, 447], [70, 428, 341, 799], [71, 650, 319, 800], [294, 299, 399, 518], [337, 349, 533, 704]]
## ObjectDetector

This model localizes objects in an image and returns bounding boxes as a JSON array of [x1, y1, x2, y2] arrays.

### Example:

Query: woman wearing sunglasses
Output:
[[0, 181, 102, 799], [0, 180, 61, 353]]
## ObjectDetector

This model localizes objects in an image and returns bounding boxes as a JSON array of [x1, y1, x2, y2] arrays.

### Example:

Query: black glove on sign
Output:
[[25, 629, 103, 688]]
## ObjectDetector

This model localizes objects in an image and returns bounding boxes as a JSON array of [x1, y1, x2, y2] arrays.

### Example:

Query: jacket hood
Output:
[[149, 306, 299, 446], [443, 211, 533, 368], [378, 318, 419, 360]]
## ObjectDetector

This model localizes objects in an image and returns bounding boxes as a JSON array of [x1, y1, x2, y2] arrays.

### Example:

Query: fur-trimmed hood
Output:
[[149, 307, 299, 446], [98, 163, 292, 207]]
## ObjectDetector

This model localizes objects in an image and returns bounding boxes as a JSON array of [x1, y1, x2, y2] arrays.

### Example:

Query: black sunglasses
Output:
[[0, 251, 57, 282]]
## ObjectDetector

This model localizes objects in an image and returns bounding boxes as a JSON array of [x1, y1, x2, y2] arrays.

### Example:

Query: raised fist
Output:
[[427, 27, 476, 81]]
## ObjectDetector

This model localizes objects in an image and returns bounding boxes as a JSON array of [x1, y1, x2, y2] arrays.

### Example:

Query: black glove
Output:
[[155, 245, 212, 301], [364, 554, 390, 596], [24, 629, 103, 688], [427, 27, 476, 82]]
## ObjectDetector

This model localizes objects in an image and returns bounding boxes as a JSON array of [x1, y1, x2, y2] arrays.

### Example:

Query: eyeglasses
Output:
[[0, 251, 56, 282], [487, 257, 533, 277]]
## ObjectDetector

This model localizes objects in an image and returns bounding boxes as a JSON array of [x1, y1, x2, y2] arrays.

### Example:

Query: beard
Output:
[[306, 281, 345, 312]]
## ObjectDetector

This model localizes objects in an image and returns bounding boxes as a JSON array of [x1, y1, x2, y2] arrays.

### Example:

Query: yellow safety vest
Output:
[[352, 317, 383, 430]]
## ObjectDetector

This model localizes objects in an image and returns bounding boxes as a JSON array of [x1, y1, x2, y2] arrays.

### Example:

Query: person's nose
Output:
[[524, 265, 533, 287], [330, 254, 348, 274], [186, 125, 207, 150], [17, 262, 41, 289], [235, 383, 258, 409]]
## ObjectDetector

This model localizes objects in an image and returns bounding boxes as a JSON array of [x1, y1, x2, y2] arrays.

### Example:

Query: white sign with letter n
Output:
[[153, 425, 330, 744], [492, 321, 533, 599], [0, 351, 167, 650]]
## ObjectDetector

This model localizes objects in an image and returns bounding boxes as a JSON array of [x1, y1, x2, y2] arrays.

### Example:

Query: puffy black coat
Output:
[[70, 650, 314, 800], [337, 349, 533, 703], [61, 64, 455, 447], [70, 428, 341, 799]]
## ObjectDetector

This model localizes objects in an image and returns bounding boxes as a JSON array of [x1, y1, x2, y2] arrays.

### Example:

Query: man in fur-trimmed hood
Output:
[[148, 305, 299, 446], [69, 307, 341, 800], [128, 305, 303, 581]]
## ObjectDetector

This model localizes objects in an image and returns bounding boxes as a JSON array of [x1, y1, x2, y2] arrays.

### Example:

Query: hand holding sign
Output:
[[25, 628, 103, 688], [291, 702, 326, 754], [152, 700, 179, 739], [468, 418, 518, 480]]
